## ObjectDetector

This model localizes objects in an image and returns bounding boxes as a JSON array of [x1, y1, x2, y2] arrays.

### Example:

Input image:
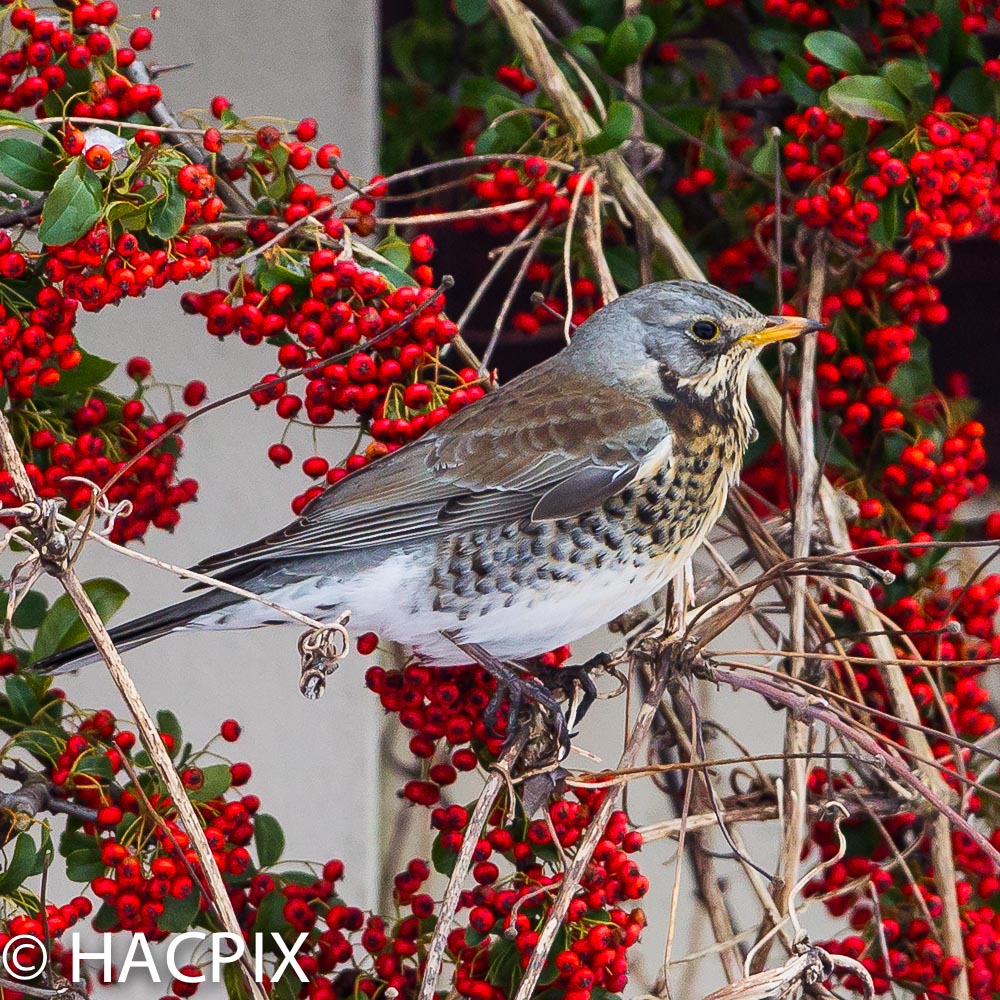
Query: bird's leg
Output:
[[441, 632, 569, 757], [527, 651, 609, 734]]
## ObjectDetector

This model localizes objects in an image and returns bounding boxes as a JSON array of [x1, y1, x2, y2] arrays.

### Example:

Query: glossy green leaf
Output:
[[253, 890, 289, 935], [454, 0, 489, 24], [581, 101, 634, 154], [32, 579, 128, 661], [602, 15, 655, 76], [0, 111, 44, 133], [159, 889, 201, 933], [156, 709, 183, 755], [883, 59, 933, 99], [0, 834, 39, 895], [148, 179, 186, 240], [0, 138, 59, 191], [376, 234, 411, 273], [9, 591, 48, 630], [431, 833, 457, 877], [188, 763, 232, 802], [565, 26, 606, 46], [65, 848, 106, 884], [778, 57, 822, 106], [5, 676, 39, 723], [804, 31, 867, 74], [354, 243, 415, 289], [254, 813, 285, 867], [827, 75, 908, 122], [38, 159, 102, 246]]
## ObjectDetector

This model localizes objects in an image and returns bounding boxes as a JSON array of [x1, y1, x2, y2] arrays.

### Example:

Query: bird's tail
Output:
[[30, 589, 239, 676]]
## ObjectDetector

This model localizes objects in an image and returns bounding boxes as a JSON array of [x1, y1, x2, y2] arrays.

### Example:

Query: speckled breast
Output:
[[430, 408, 748, 622]]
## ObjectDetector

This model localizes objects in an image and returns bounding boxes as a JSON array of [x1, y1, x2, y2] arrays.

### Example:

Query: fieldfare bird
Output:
[[32, 281, 815, 694]]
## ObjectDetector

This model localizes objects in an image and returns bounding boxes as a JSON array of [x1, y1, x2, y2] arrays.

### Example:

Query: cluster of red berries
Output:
[[434, 789, 647, 1000], [365, 644, 571, 808], [365, 662, 507, 807], [180, 248, 476, 513], [45, 222, 219, 312], [0, 280, 79, 400], [0, 376, 198, 542], [0, 3, 160, 116]]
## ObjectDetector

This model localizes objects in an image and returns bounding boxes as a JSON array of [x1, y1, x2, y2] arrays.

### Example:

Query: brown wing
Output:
[[188, 361, 671, 584]]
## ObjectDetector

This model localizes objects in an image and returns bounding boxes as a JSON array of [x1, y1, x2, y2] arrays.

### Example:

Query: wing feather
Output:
[[188, 362, 673, 587]]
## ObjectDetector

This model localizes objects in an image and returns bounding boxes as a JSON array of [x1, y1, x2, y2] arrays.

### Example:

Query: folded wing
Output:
[[188, 362, 672, 587]]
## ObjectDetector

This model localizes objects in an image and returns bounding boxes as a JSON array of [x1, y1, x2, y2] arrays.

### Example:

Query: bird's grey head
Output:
[[568, 280, 818, 404]]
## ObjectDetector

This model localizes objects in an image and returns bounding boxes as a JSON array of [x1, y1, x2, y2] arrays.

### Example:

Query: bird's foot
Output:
[[484, 660, 570, 759], [440, 633, 571, 760], [530, 651, 609, 735]]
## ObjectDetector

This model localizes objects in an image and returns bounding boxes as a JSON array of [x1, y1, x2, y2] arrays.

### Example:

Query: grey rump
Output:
[[32, 280, 809, 675]]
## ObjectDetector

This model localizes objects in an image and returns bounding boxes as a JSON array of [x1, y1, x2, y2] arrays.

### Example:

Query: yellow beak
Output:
[[740, 315, 825, 348]]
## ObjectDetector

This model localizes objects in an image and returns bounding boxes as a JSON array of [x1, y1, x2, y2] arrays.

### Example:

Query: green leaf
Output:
[[804, 31, 867, 74], [253, 890, 289, 935], [0, 111, 44, 133], [256, 259, 309, 294], [148, 179, 186, 240], [65, 849, 106, 884], [889, 337, 932, 403], [0, 138, 59, 191], [156, 709, 182, 753], [32, 579, 128, 661], [15, 727, 64, 765], [5, 676, 39, 723], [827, 75, 908, 122], [948, 67, 995, 115], [0, 834, 39, 895], [73, 752, 112, 781], [751, 132, 778, 179], [602, 16, 655, 76], [353, 243, 415, 290], [867, 190, 901, 244], [188, 763, 232, 802], [883, 59, 933, 99], [38, 159, 102, 246], [9, 591, 48, 630], [36, 349, 114, 397], [565, 25, 606, 46], [92, 902, 117, 931], [454, 0, 489, 24], [376, 234, 411, 273], [458, 77, 512, 110], [254, 814, 285, 867], [159, 889, 201, 933], [431, 833, 458, 877], [581, 101, 634, 155], [778, 57, 822, 106]]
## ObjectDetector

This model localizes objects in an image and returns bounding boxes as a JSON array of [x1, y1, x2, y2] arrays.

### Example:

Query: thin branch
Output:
[[417, 732, 529, 1000]]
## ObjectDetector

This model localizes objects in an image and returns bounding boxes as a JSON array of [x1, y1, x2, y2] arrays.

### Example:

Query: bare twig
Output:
[[417, 732, 529, 1000]]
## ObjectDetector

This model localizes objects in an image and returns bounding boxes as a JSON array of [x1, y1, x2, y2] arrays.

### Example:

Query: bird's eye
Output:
[[690, 320, 720, 342]]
